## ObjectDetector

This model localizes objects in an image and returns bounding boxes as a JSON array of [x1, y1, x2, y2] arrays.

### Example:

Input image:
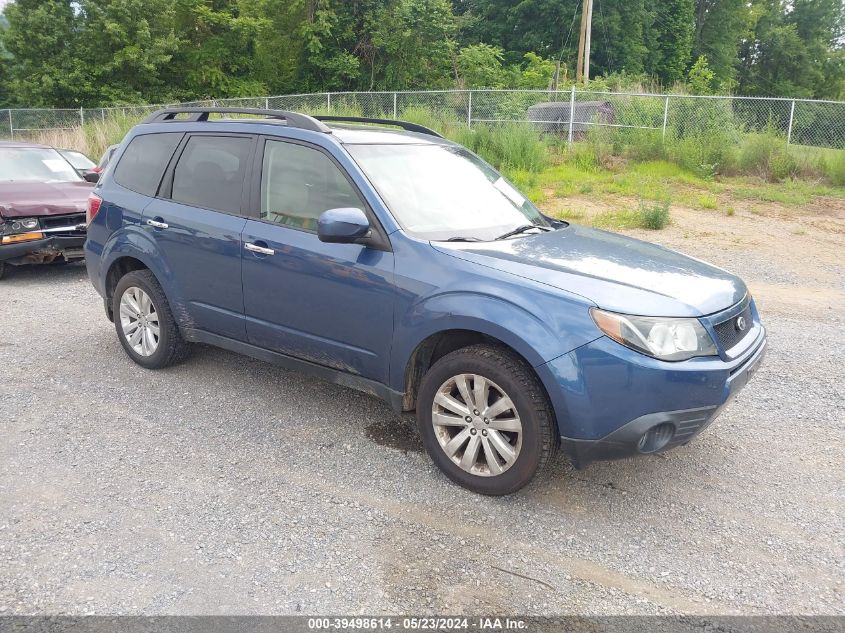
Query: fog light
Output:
[[2, 231, 44, 244], [637, 423, 674, 453]]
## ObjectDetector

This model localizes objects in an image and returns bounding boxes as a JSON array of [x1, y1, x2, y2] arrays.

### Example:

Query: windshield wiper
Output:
[[495, 224, 549, 240], [444, 236, 482, 242]]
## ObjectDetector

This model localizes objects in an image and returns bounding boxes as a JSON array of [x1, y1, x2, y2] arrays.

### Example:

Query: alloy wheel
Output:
[[431, 373, 523, 476], [119, 286, 160, 357]]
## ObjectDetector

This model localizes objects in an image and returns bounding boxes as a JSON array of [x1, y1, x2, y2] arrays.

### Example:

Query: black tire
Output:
[[416, 343, 557, 495], [0, 262, 5, 280], [113, 269, 190, 369]]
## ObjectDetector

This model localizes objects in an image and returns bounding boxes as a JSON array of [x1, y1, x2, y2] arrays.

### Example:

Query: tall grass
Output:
[[30, 116, 137, 160], [824, 151, 845, 186], [26, 102, 845, 191]]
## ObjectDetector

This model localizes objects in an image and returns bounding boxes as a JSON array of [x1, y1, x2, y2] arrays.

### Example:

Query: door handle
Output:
[[245, 242, 275, 256], [146, 219, 169, 229]]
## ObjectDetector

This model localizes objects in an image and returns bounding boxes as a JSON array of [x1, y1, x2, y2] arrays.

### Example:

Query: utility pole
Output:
[[575, 0, 593, 85]]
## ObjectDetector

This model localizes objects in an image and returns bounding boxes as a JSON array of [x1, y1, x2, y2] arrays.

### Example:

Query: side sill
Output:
[[181, 328, 405, 413]]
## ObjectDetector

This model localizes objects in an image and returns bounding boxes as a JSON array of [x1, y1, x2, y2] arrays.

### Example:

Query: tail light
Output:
[[87, 193, 103, 225]]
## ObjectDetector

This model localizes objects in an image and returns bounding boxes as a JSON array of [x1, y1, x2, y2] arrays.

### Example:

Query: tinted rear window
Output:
[[171, 135, 252, 214], [113, 133, 183, 196]]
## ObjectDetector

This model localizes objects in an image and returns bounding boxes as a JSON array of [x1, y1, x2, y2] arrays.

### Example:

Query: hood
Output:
[[0, 181, 93, 219], [433, 225, 746, 317]]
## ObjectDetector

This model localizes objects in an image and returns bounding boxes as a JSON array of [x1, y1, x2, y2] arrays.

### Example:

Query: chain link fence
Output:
[[2, 90, 844, 150]]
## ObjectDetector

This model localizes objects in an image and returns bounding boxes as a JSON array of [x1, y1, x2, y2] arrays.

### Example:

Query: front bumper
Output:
[[541, 319, 767, 468], [0, 235, 86, 264]]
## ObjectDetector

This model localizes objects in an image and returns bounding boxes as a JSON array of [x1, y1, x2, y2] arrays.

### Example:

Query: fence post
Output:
[[467, 91, 472, 128], [327, 92, 332, 112], [265, 97, 270, 109], [101, 108, 105, 122], [8, 110, 13, 140], [568, 85, 576, 145], [393, 92, 398, 118], [787, 99, 796, 146], [79, 107, 85, 127], [662, 96, 670, 143]]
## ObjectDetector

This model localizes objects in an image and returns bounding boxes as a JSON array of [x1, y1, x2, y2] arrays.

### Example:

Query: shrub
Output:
[[400, 105, 468, 142], [664, 97, 741, 177], [666, 131, 739, 179], [637, 198, 671, 229], [738, 132, 797, 181], [825, 150, 845, 186], [592, 198, 671, 231], [621, 129, 666, 162], [460, 122, 549, 172]]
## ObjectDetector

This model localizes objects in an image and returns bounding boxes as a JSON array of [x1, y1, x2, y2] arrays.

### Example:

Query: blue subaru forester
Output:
[[85, 108, 767, 495]]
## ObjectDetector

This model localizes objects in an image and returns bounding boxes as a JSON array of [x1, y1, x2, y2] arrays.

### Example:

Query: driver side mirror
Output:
[[317, 208, 371, 244], [83, 171, 100, 183]]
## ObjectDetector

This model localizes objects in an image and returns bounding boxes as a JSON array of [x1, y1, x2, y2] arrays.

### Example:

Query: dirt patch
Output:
[[365, 416, 423, 453]]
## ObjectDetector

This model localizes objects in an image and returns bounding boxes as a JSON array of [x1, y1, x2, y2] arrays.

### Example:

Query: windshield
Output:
[[347, 144, 547, 241], [59, 150, 95, 170], [0, 147, 83, 183]]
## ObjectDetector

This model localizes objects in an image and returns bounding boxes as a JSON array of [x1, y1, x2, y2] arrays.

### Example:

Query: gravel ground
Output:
[[0, 233, 843, 616]]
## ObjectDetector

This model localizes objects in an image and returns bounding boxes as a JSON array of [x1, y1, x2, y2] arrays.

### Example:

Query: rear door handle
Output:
[[146, 219, 169, 229], [245, 242, 275, 256]]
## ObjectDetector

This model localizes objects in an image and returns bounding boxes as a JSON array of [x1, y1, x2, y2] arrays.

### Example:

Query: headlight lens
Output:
[[1, 218, 44, 244], [5, 218, 40, 232], [591, 308, 718, 361]]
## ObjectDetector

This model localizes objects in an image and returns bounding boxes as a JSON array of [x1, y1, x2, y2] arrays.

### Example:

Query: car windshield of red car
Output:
[[0, 147, 83, 183]]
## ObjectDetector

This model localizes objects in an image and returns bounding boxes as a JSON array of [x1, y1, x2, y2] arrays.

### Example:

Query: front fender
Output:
[[389, 290, 598, 390]]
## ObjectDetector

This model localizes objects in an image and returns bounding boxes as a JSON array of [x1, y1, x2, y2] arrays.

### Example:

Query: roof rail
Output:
[[142, 107, 332, 134], [313, 115, 443, 138]]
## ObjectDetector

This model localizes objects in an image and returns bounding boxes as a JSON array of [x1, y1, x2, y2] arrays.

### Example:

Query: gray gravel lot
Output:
[[0, 255, 843, 616]]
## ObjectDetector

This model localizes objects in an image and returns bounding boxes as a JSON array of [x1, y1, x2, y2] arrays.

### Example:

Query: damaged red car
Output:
[[0, 141, 92, 279]]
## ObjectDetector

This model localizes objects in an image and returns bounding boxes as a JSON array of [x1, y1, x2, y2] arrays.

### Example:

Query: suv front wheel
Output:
[[416, 344, 557, 495], [113, 269, 189, 369]]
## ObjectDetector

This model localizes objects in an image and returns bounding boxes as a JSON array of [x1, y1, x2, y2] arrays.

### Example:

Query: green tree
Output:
[[171, 0, 267, 99], [692, 0, 755, 91], [687, 55, 715, 94], [456, 43, 504, 87], [370, 0, 456, 89], [517, 52, 555, 88], [78, 0, 180, 105], [587, 0, 651, 78], [1, 0, 87, 106], [649, 0, 695, 85], [298, 1, 361, 89], [739, 0, 845, 98]]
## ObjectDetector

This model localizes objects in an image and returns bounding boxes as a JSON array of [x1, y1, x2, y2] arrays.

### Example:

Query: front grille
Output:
[[713, 303, 753, 351], [41, 213, 86, 237]]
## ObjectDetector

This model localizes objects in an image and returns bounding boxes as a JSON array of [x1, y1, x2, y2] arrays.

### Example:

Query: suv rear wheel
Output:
[[416, 344, 556, 495], [113, 270, 189, 369]]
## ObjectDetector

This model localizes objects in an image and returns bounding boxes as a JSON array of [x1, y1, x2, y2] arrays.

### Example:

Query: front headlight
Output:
[[1, 217, 44, 244], [4, 217, 40, 232], [591, 308, 718, 361]]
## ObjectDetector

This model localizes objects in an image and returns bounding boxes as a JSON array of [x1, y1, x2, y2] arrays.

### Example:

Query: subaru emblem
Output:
[[736, 316, 747, 331]]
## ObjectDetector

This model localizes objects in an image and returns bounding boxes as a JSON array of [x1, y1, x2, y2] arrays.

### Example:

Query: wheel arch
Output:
[[99, 228, 184, 324], [399, 328, 562, 437], [104, 256, 149, 320]]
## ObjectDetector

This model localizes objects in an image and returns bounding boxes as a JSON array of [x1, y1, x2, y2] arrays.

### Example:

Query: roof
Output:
[[141, 108, 449, 145], [327, 125, 452, 145]]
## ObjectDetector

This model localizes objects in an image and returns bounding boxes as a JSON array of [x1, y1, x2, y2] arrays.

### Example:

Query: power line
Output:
[[597, 0, 614, 74], [560, 0, 582, 63]]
